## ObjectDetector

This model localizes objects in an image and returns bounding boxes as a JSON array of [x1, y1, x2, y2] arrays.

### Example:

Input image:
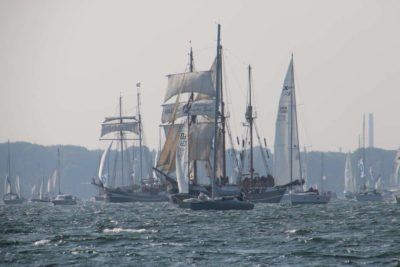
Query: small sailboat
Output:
[[3, 141, 24, 204], [175, 25, 253, 210], [354, 115, 383, 202], [274, 56, 329, 205], [94, 86, 168, 203], [239, 65, 286, 203], [389, 147, 400, 203], [51, 148, 77, 205], [30, 174, 50, 202], [343, 152, 356, 199]]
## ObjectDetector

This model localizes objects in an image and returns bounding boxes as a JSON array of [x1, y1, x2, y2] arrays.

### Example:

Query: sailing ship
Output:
[[354, 115, 383, 202], [239, 65, 286, 203], [274, 56, 329, 205], [93, 87, 168, 202], [158, 24, 253, 210], [3, 141, 24, 204], [51, 148, 78, 205], [343, 152, 357, 199]]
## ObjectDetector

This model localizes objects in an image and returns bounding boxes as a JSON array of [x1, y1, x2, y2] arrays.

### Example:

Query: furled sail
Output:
[[98, 141, 113, 185], [273, 57, 302, 185], [175, 120, 189, 193], [344, 153, 356, 193], [101, 122, 139, 137], [161, 99, 215, 123], [164, 71, 215, 102]]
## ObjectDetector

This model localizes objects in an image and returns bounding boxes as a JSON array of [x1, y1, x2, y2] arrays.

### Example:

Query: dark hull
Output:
[[3, 198, 24, 204], [105, 191, 168, 203], [30, 198, 50, 203], [179, 198, 254, 210], [246, 188, 286, 203], [52, 200, 77, 205]]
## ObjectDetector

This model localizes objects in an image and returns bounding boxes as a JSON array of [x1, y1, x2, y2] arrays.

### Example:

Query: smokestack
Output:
[[368, 113, 374, 148]]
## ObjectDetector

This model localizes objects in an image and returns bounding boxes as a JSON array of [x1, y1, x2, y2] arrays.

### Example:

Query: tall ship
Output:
[[155, 24, 253, 210], [274, 56, 329, 205], [93, 86, 168, 202], [239, 65, 286, 203], [3, 141, 24, 204]]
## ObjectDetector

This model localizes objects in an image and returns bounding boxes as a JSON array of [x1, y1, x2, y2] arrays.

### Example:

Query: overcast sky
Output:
[[0, 0, 399, 152]]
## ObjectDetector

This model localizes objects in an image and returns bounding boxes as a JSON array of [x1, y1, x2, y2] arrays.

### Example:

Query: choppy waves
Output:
[[1, 200, 400, 266]]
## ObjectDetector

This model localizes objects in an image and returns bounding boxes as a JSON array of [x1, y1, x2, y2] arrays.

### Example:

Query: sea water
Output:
[[1, 200, 400, 266]]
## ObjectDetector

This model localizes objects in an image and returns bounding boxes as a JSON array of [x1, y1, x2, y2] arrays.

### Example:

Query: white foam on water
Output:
[[34, 239, 50, 246], [103, 228, 146, 233]]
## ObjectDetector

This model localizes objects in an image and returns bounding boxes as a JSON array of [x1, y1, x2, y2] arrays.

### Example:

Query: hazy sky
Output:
[[1, 0, 399, 152]]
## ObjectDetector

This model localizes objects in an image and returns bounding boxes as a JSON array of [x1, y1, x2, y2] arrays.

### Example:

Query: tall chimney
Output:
[[368, 113, 374, 148]]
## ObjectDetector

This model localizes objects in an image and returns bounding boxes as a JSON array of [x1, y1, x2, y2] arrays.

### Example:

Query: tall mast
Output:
[[247, 65, 254, 181], [320, 152, 324, 193], [57, 148, 61, 194], [362, 114, 366, 189], [7, 140, 12, 194], [188, 46, 197, 183], [119, 95, 124, 186], [137, 84, 143, 184], [220, 47, 226, 180], [212, 24, 222, 199], [289, 57, 294, 192]]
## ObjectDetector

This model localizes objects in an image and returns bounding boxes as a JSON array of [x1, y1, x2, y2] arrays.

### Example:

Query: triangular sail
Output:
[[344, 153, 356, 193], [98, 141, 113, 185], [390, 147, 400, 188], [39, 178, 44, 200], [273, 57, 302, 185], [15, 176, 21, 198], [175, 121, 189, 193], [4, 176, 11, 194]]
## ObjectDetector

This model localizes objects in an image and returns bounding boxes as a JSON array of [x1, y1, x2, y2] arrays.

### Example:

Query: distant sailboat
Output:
[[3, 141, 24, 204], [389, 147, 400, 203], [355, 115, 383, 202], [30, 174, 50, 203], [51, 148, 77, 205], [274, 56, 329, 205], [94, 87, 168, 202], [344, 152, 356, 199]]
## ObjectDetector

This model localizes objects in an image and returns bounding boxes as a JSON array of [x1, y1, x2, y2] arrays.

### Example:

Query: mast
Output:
[[220, 48, 226, 180], [212, 24, 222, 199], [320, 152, 324, 193], [57, 148, 61, 194], [137, 84, 143, 184], [119, 95, 124, 186], [247, 65, 254, 181], [189, 46, 198, 184], [289, 58, 294, 192], [7, 140, 12, 194]]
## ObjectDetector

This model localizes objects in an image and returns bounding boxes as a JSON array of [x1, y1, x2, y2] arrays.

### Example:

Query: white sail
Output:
[[4, 176, 11, 194], [161, 99, 215, 123], [47, 174, 52, 193], [175, 120, 189, 193], [51, 170, 58, 192], [98, 141, 113, 184], [101, 122, 139, 137], [390, 147, 400, 188], [31, 185, 37, 196], [15, 176, 21, 198], [344, 153, 356, 193], [39, 179, 44, 200], [273, 57, 302, 185], [164, 71, 215, 102]]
